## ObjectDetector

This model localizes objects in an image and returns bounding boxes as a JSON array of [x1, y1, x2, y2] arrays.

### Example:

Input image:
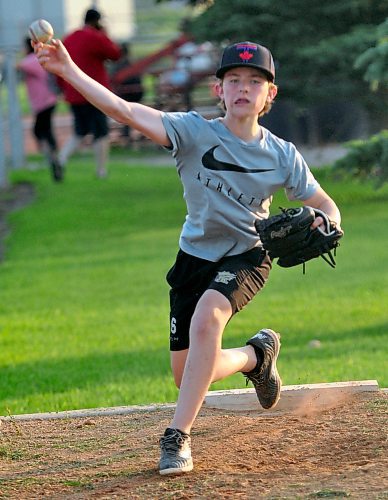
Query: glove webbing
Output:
[[314, 208, 338, 269], [272, 207, 340, 273]]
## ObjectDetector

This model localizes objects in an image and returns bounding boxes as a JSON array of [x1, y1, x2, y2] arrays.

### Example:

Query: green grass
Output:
[[0, 152, 387, 415]]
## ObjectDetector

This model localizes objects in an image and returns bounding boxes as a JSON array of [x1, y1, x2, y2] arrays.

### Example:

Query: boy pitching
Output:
[[35, 39, 341, 475]]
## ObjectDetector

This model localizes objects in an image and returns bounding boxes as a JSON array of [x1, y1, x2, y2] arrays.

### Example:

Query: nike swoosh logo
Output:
[[202, 146, 274, 174]]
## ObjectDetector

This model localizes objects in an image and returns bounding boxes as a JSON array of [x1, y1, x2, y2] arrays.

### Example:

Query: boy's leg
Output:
[[170, 338, 257, 388], [58, 134, 82, 166], [93, 136, 110, 178], [160, 289, 260, 476], [161, 325, 281, 476], [59, 104, 86, 167], [160, 289, 231, 475], [169, 289, 232, 434], [160, 248, 279, 475], [39, 140, 63, 182], [90, 105, 110, 178], [34, 108, 63, 182]]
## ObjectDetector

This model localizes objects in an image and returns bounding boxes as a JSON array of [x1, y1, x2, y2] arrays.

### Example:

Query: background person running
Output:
[[17, 37, 62, 181], [57, 8, 121, 178]]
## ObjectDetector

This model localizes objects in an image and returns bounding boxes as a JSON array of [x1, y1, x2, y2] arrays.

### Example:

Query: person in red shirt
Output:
[[58, 8, 121, 178]]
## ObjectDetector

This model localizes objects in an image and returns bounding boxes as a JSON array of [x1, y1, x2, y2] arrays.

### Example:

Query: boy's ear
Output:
[[267, 84, 278, 102], [214, 81, 224, 99]]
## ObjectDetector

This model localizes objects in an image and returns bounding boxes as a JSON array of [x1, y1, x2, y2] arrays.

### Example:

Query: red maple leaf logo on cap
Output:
[[239, 50, 253, 62]]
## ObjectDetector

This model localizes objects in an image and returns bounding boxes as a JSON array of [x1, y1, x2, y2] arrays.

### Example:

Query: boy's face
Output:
[[216, 67, 277, 117]]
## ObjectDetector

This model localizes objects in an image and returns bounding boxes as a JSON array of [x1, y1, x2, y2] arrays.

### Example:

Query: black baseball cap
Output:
[[216, 41, 275, 81]]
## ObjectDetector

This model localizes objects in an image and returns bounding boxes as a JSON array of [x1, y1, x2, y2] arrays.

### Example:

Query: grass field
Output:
[[1, 151, 387, 416]]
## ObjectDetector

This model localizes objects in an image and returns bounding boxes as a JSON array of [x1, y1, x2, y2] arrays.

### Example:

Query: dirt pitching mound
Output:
[[0, 392, 386, 499]]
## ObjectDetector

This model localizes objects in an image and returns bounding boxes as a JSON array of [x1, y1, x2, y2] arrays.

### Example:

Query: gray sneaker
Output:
[[243, 329, 282, 409], [159, 428, 193, 475]]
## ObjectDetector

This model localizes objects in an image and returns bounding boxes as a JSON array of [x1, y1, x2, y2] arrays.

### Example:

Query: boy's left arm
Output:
[[303, 187, 341, 230]]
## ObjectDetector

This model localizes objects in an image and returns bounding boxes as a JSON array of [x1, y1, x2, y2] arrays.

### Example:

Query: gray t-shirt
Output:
[[162, 111, 319, 262]]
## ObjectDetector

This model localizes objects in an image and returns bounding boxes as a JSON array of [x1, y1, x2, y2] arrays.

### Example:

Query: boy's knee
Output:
[[190, 308, 226, 341]]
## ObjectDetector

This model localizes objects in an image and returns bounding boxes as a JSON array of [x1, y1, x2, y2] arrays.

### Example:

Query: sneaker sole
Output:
[[258, 329, 281, 409], [159, 463, 194, 475]]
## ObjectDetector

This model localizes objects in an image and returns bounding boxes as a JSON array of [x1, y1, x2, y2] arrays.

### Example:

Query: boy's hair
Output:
[[217, 78, 277, 118]]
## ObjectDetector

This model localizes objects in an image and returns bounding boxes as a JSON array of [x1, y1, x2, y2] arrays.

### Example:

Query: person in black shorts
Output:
[[57, 8, 121, 178], [35, 38, 342, 475]]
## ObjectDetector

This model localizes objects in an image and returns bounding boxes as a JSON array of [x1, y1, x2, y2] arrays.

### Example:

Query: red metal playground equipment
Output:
[[111, 34, 220, 114]]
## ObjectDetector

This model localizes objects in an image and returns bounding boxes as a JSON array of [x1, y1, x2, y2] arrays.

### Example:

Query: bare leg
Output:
[[171, 344, 256, 388], [169, 289, 256, 434], [93, 136, 110, 178], [38, 140, 63, 182], [58, 135, 82, 166], [38, 140, 54, 164]]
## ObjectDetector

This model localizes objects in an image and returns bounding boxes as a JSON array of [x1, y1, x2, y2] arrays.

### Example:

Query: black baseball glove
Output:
[[255, 206, 344, 271]]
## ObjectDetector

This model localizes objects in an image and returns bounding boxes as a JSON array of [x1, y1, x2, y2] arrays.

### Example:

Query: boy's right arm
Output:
[[35, 39, 171, 147]]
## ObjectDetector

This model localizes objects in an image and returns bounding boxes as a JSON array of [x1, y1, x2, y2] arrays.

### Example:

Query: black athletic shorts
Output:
[[71, 103, 108, 140], [166, 247, 272, 351], [34, 105, 57, 149]]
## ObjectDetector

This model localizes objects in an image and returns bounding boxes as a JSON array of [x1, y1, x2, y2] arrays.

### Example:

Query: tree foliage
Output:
[[186, 0, 388, 111], [355, 18, 388, 91], [156, 0, 212, 6], [336, 19, 388, 186], [333, 130, 388, 188]]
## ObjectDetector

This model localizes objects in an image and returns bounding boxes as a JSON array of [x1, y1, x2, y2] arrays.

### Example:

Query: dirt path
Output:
[[0, 392, 386, 499]]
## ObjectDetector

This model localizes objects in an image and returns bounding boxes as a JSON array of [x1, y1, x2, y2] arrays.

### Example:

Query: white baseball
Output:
[[29, 19, 54, 43]]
